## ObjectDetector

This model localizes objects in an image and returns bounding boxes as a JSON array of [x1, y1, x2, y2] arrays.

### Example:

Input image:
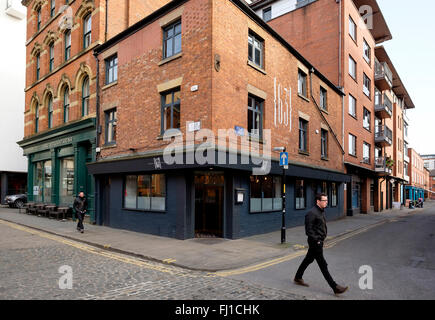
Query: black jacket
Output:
[[305, 205, 327, 243], [73, 196, 88, 213]]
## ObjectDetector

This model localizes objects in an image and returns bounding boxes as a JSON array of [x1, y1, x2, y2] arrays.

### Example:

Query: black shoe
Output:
[[294, 278, 309, 287], [333, 285, 348, 295], [81, 229, 84, 233]]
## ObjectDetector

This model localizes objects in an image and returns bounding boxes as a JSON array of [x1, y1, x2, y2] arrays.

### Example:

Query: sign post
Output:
[[279, 150, 288, 243]]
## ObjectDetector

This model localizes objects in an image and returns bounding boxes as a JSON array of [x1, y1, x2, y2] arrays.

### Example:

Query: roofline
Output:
[[95, 0, 343, 96]]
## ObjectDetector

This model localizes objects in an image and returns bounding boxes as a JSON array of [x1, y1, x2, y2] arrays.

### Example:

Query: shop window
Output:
[[250, 175, 282, 212], [59, 157, 74, 205], [124, 174, 166, 211], [295, 179, 306, 210], [331, 182, 338, 207]]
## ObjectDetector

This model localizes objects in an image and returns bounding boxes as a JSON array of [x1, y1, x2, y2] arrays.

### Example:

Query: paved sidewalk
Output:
[[0, 202, 431, 272]]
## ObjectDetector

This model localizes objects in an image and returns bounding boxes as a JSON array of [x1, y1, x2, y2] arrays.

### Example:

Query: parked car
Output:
[[4, 194, 27, 209]]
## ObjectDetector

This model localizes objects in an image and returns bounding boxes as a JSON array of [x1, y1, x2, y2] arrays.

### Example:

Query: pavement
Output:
[[0, 202, 430, 273]]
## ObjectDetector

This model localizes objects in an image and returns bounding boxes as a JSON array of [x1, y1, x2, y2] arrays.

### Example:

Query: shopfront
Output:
[[18, 118, 96, 221]]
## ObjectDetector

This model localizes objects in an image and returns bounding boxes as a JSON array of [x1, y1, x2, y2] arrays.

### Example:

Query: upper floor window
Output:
[[349, 16, 356, 41], [363, 107, 371, 131], [321, 129, 328, 159], [248, 32, 264, 69], [163, 20, 181, 59], [47, 95, 53, 129], [299, 118, 308, 152], [35, 105, 39, 133], [82, 76, 90, 116], [37, 7, 41, 31], [161, 88, 181, 133], [348, 94, 356, 118], [105, 54, 118, 84], [363, 73, 371, 97], [49, 43, 54, 72], [349, 133, 356, 156], [320, 86, 327, 110], [63, 87, 70, 123], [36, 54, 40, 80], [65, 30, 71, 61], [363, 142, 371, 164], [262, 7, 272, 22], [83, 14, 92, 49], [247, 95, 264, 139], [105, 108, 117, 145], [50, 0, 55, 18], [349, 55, 356, 79], [298, 69, 307, 97], [363, 39, 371, 64]]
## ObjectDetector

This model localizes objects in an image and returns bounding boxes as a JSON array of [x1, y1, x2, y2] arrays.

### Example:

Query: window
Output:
[[363, 142, 370, 164], [331, 183, 338, 207], [47, 95, 53, 129], [105, 108, 117, 145], [83, 14, 92, 49], [349, 16, 356, 41], [161, 88, 181, 132], [363, 73, 371, 97], [349, 55, 356, 79], [50, 0, 55, 18], [348, 94, 356, 117], [349, 133, 356, 156], [295, 179, 306, 210], [363, 108, 371, 131], [65, 30, 71, 61], [298, 69, 307, 97], [124, 174, 166, 211], [299, 118, 308, 152], [262, 7, 272, 22], [250, 176, 282, 212], [37, 7, 41, 31], [163, 20, 181, 59], [35, 105, 39, 133], [320, 86, 327, 110], [63, 87, 69, 123], [82, 76, 90, 116], [247, 95, 263, 139], [363, 39, 371, 64], [59, 157, 74, 205], [105, 55, 118, 84], [36, 54, 40, 80], [321, 129, 328, 159], [248, 32, 264, 69], [49, 43, 54, 72]]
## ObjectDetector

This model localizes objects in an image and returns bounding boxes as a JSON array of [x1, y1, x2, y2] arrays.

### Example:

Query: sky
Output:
[[377, 0, 435, 155]]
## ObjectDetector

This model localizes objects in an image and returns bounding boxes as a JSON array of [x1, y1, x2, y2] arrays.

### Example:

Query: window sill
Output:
[[156, 130, 182, 140], [320, 108, 329, 114], [348, 153, 358, 158], [247, 134, 264, 144], [123, 208, 166, 214], [102, 81, 118, 91], [158, 52, 183, 66], [298, 94, 310, 102], [349, 74, 358, 84], [250, 209, 282, 214], [247, 60, 267, 75], [101, 143, 117, 149], [321, 157, 329, 161], [348, 113, 358, 121], [298, 150, 310, 156], [363, 127, 371, 133]]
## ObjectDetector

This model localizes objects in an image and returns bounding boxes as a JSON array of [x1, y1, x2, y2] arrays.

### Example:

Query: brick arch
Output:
[[75, 0, 95, 20], [43, 30, 58, 46], [74, 62, 93, 90], [30, 42, 43, 57], [42, 84, 55, 107], [56, 74, 73, 98], [30, 92, 41, 115], [31, 0, 44, 12]]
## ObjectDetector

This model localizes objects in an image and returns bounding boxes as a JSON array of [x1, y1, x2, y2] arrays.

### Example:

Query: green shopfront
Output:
[[18, 118, 96, 221]]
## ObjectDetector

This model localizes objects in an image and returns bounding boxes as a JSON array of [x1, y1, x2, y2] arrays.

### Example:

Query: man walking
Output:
[[73, 191, 87, 233], [294, 193, 348, 295]]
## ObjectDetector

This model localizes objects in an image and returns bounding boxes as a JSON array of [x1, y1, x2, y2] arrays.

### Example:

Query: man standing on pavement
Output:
[[73, 191, 87, 233], [294, 193, 348, 295]]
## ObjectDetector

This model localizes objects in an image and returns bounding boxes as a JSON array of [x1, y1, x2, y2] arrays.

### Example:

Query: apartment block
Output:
[[87, 0, 350, 239]]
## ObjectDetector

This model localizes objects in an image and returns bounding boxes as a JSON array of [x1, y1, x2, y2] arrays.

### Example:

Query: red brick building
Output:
[[18, 0, 170, 221], [87, 0, 350, 239]]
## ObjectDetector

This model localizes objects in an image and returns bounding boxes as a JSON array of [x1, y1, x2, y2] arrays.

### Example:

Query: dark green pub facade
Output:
[[17, 118, 96, 221]]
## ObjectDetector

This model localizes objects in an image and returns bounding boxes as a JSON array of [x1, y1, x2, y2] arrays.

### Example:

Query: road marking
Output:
[[163, 258, 176, 264], [0, 219, 190, 277]]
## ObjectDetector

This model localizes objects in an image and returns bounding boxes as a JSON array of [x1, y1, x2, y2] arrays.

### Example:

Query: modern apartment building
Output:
[[18, 0, 170, 220], [0, 0, 28, 203], [422, 154, 435, 170], [250, 0, 415, 213], [87, 0, 350, 239]]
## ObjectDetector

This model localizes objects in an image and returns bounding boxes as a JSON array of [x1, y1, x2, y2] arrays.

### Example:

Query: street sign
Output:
[[280, 152, 288, 166]]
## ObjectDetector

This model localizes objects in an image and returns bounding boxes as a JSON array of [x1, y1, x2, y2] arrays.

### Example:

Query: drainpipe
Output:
[[94, 53, 101, 157], [105, 0, 108, 42], [337, 0, 342, 88]]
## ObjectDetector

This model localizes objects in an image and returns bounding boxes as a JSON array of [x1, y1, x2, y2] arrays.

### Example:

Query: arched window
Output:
[[63, 87, 69, 123], [50, 0, 55, 18], [82, 76, 90, 116], [83, 14, 91, 49], [36, 53, 40, 80], [49, 43, 54, 72], [37, 7, 41, 31], [47, 95, 53, 128], [65, 30, 71, 61], [35, 104, 39, 133]]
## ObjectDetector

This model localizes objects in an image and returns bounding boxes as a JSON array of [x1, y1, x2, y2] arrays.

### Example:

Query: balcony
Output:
[[404, 153, 410, 163], [375, 157, 392, 175], [375, 125, 393, 146], [375, 60, 393, 91], [375, 94, 393, 119]]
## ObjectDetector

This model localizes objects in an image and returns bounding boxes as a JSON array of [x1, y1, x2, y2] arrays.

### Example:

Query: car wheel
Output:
[[15, 200, 24, 209]]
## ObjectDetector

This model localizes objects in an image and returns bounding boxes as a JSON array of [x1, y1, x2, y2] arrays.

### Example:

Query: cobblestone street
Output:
[[0, 221, 304, 300]]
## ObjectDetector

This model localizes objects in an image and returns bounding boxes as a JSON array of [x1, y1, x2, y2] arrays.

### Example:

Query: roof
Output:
[[95, 0, 344, 96], [375, 46, 415, 109]]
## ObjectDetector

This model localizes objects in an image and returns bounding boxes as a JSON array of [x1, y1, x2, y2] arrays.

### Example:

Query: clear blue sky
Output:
[[377, 0, 435, 155]]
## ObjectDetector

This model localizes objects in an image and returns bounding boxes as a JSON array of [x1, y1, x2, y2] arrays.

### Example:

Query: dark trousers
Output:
[[295, 238, 337, 289], [76, 211, 84, 230]]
